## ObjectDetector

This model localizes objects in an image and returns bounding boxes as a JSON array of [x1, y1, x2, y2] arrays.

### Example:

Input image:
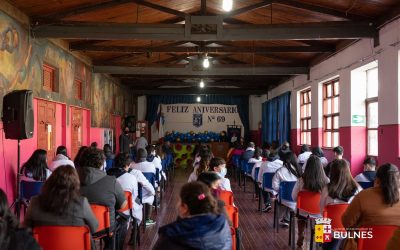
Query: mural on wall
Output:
[[0, 11, 131, 126]]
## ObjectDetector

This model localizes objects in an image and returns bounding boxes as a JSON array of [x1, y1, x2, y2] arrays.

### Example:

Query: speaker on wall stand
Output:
[[2, 89, 34, 219]]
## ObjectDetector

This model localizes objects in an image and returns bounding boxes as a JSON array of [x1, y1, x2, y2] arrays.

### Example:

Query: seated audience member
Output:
[[25, 166, 98, 234], [249, 147, 263, 181], [74, 146, 88, 169], [103, 144, 115, 171], [90, 142, 98, 149], [153, 182, 232, 250], [209, 157, 231, 192], [292, 155, 329, 247], [197, 172, 231, 226], [146, 145, 163, 182], [319, 159, 361, 250], [0, 189, 41, 250], [130, 148, 156, 176], [77, 148, 126, 249], [302, 146, 328, 172], [257, 151, 283, 213], [49, 145, 75, 172], [342, 163, 400, 250], [272, 152, 302, 227], [129, 160, 156, 226], [324, 146, 344, 178], [20, 149, 51, 182], [241, 142, 255, 162], [278, 141, 291, 156], [261, 143, 271, 159], [188, 153, 212, 183], [297, 144, 312, 166], [162, 141, 173, 155], [193, 145, 213, 167], [354, 157, 377, 183]]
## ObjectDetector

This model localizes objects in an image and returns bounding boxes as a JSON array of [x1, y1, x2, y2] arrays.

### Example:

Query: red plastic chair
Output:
[[117, 191, 140, 247], [225, 206, 240, 250], [90, 204, 111, 238], [289, 191, 321, 250], [118, 191, 133, 213], [219, 190, 234, 206], [323, 203, 349, 232], [357, 225, 398, 250], [33, 225, 91, 250], [231, 227, 236, 250]]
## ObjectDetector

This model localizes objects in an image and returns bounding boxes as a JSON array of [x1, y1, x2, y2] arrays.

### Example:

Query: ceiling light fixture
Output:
[[199, 80, 205, 88], [196, 96, 201, 102], [222, 0, 233, 12], [203, 57, 210, 68]]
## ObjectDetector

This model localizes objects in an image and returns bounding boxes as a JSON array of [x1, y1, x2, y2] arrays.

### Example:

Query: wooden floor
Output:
[[123, 168, 313, 250]]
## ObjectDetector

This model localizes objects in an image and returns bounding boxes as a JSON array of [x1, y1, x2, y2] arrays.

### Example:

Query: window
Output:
[[300, 89, 311, 145], [323, 79, 340, 148], [43, 64, 55, 92], [366, 67, 378, 156], [74, 79, 83, 100]]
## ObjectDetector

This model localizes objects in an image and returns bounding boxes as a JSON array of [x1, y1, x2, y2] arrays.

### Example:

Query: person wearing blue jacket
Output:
[[153, 181, 232, 250]]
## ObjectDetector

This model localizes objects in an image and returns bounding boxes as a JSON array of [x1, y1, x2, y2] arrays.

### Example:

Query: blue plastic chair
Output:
[[142, 172, 158, 215], [358, 181, 374, 189], [259, 172, 276, 212], [21, 181, 44, 200], [253, 167, 260, 197], [105, 158, 114, 171], [274, 181, 296, 232], [241, 160, 250, 191]]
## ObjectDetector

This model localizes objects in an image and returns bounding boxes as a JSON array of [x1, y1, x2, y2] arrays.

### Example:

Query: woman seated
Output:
[[20, 149, 51, 182], [292, 155, 329, 247], [188, 155, 211, 183], [302, 147, 328, 172], [153, 181, 232, 250], [272, 151, 302, 227], [319, 159, 362, 250], [0, 189, 41, 250], [24, 165, 98, 235], [342, 163, 400, 250], [249, 147, 263, 180]]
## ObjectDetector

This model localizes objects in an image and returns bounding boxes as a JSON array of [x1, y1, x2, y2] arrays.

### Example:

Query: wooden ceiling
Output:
[[12, 0, 400, 94]]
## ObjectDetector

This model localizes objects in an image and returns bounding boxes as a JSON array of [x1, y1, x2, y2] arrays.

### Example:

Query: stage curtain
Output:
[[146, 95, 250, 136], [261, 91, 291, 145]]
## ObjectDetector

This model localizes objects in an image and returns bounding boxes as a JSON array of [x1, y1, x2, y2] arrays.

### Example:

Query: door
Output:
[[37, 100, 57, 161], [71, 107, 83, 159]]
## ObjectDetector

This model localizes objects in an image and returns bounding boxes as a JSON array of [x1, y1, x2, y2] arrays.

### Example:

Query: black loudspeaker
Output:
[[2, 90, 34, 140], [125, 115, 136, 132]]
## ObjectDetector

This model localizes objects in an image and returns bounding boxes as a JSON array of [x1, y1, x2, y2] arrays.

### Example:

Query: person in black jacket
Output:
[[0, 189, 41, 250], [153, 181, 232, 250]]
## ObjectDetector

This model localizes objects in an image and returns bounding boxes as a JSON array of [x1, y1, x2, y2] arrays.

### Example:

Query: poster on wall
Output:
[[159, 103, 244, 136]]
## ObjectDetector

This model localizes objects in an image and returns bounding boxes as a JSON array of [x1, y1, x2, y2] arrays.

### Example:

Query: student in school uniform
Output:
[[297, 144, 312, 167], [209, 157, 231, 192], [354, 157, 377, 183], [130, 148, 156, 176], [324, 146, 344, 178], [249, 147, 263, 181], [241, 142, 255, 162], [20, 149, 51, 182], [302, 146, 329, 172]]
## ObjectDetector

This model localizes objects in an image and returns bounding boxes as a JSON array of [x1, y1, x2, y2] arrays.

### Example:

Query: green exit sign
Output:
[[352, 115, 365, 124]]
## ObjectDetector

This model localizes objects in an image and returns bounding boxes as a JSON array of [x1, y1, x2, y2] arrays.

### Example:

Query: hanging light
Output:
[[222, 0, 233, 12], [196, 96, 201, 102], [203, 57, 210, 68], [199, 80, 205, 88]]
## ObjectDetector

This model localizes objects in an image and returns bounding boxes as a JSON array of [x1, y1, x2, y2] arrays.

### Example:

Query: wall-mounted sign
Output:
[[352, 115, 365, 124]]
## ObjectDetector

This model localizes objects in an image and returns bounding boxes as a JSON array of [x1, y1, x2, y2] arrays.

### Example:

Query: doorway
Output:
[[37, 100, 57, 161], [71, 107, 83, 159]]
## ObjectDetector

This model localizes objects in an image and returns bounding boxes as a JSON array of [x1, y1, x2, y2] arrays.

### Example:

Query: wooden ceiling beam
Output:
[[131, 0, 189, 18], [272, 0, 372, 21], [33, 21, 377, 41], [201, 0, 207, 15], [130, 87, 269, 95], [93, 65, 309, 75], [116, 74, 285, 80]]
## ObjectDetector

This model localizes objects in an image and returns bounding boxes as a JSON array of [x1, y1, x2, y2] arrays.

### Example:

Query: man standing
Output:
[[119, 127, 133, 154], [135, 132, 148, 152]]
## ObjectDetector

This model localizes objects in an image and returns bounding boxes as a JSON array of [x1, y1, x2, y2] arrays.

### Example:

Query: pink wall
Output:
[[89, 128, 103, 148], [340, 126, 366, 176], [378, 125, 400, 167], [290, 128, 300, 155]]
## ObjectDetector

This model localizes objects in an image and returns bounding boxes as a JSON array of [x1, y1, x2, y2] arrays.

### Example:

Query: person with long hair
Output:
[[342, 163, 400, 250], [319, 159, 361, 250], [24, 165, 98, 232], [292, 155, 329, 247], [74, 146, 88, 168], [302, 146, 329, 172], [0, 189, 40, 250], [153, 182, 232, 250], [249, 147, 264, 183], [20, 149, 50, 182], [272, 151, 302, 227], [188, 153, 212, 182]]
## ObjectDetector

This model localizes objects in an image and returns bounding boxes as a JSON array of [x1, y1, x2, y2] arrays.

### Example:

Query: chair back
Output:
[[262, 172, 275, 192], [21, 181, 44, 200], [278, 181, 296, 203], [323, 203, 349, 231], [230, 227, 236, 250], [357, 225, 398, 250], [90, 204, 110, 234], [358, 182, 373, 189], [118, 191, 133, 212], [246, 163, 255, 175], [225, 205, 239, 229], [161, 159, 167, 172], [138, 183, 143, 204], [155, 168, 160, 184], [143, 172, 156, 188], [219, 190, 234, 206], [105, 159, 114, 171], [254, 167, 260, 182], [33, 226, 91, 250], [231, 155, 240, 168], [296, 191, 321, 215]]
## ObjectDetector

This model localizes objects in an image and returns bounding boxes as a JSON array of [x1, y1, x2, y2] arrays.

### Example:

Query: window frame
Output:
[[74, 78, 83, 100], [323, 78, 340, 148], [299, 88, 312, 145], [42, 64, 56, 92]]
